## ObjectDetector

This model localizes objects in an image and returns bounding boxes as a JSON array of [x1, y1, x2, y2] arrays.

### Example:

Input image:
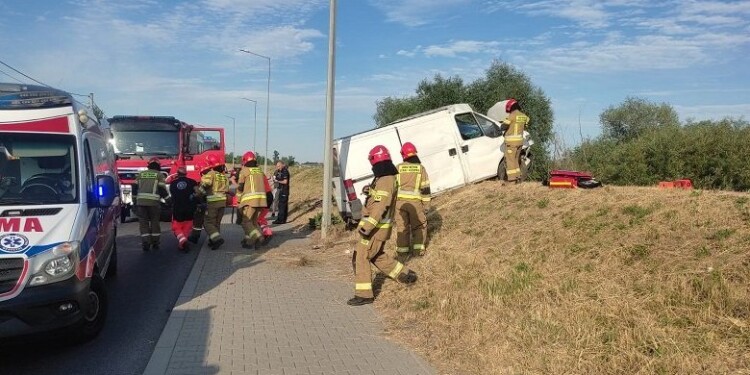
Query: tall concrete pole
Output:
[[321, 0, 337, 240]]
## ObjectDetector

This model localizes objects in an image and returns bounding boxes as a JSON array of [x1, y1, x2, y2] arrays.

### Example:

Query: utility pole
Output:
[[239, 49, 271, 174], [321, 0, 337, 240], [89, 92, 94, 108]]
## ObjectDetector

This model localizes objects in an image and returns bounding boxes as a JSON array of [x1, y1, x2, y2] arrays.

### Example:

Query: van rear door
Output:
[[396, 116, 466, 194]]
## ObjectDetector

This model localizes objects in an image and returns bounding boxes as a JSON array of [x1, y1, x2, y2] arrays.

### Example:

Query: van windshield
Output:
[[111, 130, 179, 156], [0, 133, 78, 205]]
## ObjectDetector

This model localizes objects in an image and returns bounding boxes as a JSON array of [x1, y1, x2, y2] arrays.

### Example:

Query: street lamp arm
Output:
[[239, 49, 270, 60]]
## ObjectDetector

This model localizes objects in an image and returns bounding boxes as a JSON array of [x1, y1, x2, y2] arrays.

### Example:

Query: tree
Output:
[[600, 97, 680, 142], [373, 60, 554, 179], [272, 150, 280, 163]]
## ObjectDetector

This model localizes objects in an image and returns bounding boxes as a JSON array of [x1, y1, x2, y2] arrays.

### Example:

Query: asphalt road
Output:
[[0, 219, 201, 375]]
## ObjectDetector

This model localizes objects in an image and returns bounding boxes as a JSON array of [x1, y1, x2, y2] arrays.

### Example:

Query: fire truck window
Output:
[[454, 113, 484, 140], [189, 130, 223, 154]]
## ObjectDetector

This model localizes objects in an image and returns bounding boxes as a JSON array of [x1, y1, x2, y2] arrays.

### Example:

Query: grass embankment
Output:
[[290, 167, 750, 374]]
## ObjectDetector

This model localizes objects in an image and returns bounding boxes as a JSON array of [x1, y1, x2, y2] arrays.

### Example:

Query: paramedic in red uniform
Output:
[[169, 166, 198, 252]]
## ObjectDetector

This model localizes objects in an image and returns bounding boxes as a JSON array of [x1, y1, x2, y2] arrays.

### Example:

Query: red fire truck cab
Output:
[[107, 116, 225, 222]]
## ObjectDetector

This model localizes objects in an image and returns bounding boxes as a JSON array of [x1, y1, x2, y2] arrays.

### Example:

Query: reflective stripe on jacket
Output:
[[201, 170, 228, 203], [396, 162, 431, 203], [503, 110, 529, 145], [238, 167, 267, 208], [136, 170, 165, 206]]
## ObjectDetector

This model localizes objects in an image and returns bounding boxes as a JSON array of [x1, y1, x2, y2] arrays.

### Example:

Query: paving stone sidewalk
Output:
[[144, 214, 435, 375]]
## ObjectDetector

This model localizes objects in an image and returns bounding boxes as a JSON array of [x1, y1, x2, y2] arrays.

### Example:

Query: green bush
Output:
[[309, 212, 343, 229], [570, 118, 750, 191]]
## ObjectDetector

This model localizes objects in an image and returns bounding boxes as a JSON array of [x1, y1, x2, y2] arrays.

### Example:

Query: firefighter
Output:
[[502, 98, 530, 183], [135, 157, 168, 251], [348, 145, 418, 306], [169, 166, 197, 252], [394, 142, 431, 261], [199, 155, 229, 250], [236, 151, 267, 249], [188, 162, 208, 243]]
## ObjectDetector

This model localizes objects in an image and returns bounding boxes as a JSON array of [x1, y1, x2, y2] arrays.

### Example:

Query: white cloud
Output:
[[423, 40, 501, 57], [674, 103, 750, 121], [396, 49, 417, 57], [369, 0, 471, 27]]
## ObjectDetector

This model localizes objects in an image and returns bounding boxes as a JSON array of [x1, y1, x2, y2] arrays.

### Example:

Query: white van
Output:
[[331, 103, 533, 224], [0, 83, 119, 342]]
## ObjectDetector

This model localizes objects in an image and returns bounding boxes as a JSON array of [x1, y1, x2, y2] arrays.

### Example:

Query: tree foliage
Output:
[[570, 97, 750, 191], [373, 60, 554, 179], [599, 97, 680, 142]]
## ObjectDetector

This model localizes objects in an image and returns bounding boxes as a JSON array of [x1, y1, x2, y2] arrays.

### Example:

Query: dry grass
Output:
[[291, 168, 750, 374]]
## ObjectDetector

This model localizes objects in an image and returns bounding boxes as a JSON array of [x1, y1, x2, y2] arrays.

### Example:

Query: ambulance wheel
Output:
[[74, 275, 108, 343], [497, 160, 508, 181]]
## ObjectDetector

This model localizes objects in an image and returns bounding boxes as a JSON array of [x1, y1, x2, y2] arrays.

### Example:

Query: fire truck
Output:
[[107, 116, 225, 222]]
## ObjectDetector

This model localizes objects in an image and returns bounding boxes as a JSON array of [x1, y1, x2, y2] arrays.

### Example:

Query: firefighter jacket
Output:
[[135, 169, 166, 207], [200, 170, 229, 206], [502, 110, 529, 146], [396, 162, 431, 206], [169, 175, 198, 221], [237, 167, 267, 208], [357, 174, 397, 241]]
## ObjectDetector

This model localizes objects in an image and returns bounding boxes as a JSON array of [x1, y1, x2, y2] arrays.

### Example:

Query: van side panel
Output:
[[396, 113, 467, 194]]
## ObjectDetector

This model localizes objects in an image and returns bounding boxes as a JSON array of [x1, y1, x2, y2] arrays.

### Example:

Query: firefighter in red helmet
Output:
[[394, 142, 431, 261], [188, 162, 209, 243], [502, 98, 529, 183], [135, 157, 168, 251], [236, 151, 268, 249], [349, 145, 417, 306], [198, 154, 229, 250]]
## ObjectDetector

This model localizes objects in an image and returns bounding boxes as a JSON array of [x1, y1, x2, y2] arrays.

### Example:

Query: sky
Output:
[[1, 0, 748, 162]]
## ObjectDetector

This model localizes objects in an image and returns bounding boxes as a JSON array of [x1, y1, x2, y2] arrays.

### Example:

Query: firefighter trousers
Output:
[[395, 200, 427, 256], [191, 204, 206, 235], [204, 203, 226, 243], [241, 206, 263, 244], [505, 142, 523, 182], [137, 205, 161, 246], [353, 237, 409, 299]]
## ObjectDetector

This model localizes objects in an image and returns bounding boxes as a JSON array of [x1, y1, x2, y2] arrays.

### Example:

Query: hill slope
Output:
[[290, 169, 750, 374]]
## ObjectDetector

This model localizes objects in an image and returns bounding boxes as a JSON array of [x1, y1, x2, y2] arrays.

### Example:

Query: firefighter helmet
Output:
[[148, 157, 160, 164], [206, 154, 221, 168], [242, 151, 256, 164], [147, 157, 161, 170], [400, 142, 418, 159], [505, 98, 518, 113], [368, 145, 391, 165]]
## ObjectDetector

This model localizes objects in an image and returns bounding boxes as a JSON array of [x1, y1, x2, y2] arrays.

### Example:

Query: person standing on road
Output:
[[199, 155, 229, 250], [237, 151, 267, 249], [135, 157, 168, 251], [502, 98, 530, 183], [270, 173, 280, 219], [188, 163, 209, 243], [168, 166, 198, 252], [394, 142, 431, 262], [272, 161, 290, 224], [348, 145, 417, 306]]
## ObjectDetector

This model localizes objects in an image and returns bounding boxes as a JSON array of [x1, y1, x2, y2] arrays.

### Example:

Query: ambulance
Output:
[[0, 83, 119, 342]]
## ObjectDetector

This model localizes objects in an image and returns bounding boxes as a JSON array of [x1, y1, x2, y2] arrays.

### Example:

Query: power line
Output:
[[0, 58, 51, 87], [0, 68, 23, 83]]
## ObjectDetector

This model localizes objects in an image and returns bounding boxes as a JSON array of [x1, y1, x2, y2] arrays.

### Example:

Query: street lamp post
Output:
[[321, 0, 337, 239], [239, 49, 271, 174], [224, 115, 236, 167], [240, 98, 258, 152]]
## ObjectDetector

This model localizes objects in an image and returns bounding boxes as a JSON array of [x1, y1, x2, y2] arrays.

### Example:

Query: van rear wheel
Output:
[[497, 159, 508, 181]]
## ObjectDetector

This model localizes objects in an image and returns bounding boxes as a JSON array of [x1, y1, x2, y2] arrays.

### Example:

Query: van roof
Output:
[[0, 83, 73, 110], [386, 103, 474, 126]]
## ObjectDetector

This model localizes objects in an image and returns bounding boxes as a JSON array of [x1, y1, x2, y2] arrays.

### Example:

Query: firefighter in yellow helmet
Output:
[[348, 145, 417, 306], [135, 157, 168, 251], [502, 98, 529, 183], [394, 142, 431, 261], [198, 154, 229, 250], [236, 151, 267, 249]]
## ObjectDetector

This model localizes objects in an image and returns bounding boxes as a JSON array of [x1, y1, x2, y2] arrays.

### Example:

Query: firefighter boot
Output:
[[347, 296, 375, 306], [397, 270, 418, 284], [209, 237, 225, 250], [142, 242, 150, 252], [188, 230, 200, 243]]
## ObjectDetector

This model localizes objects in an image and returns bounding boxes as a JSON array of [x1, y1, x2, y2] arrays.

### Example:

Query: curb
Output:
[[142, 239, 208, 375]]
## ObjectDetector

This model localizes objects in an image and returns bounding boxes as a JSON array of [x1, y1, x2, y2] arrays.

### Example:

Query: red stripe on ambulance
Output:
[[0, 116, 69, 133]]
